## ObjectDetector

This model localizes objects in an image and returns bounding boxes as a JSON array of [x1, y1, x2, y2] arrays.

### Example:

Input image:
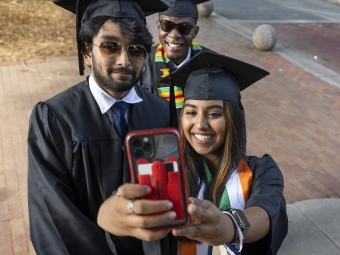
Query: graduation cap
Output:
[[53, 0, 169, 75], [167, 50, 270, 127], [160, 0, 209, 19]]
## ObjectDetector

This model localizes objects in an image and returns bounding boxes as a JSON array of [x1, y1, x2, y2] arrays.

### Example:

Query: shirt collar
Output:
[[173, 47, 192, 69], [89, 75, 143, 114]]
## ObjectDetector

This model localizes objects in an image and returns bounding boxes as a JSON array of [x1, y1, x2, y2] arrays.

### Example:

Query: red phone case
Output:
[[125, 128, 190, 229]]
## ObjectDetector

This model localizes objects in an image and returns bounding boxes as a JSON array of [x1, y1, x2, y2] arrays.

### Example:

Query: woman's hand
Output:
[[172, 197, 235, 246], [97, 183, 176, 242]]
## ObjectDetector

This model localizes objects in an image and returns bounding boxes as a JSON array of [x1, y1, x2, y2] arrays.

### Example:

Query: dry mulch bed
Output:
[[0, 0, 77, 64]]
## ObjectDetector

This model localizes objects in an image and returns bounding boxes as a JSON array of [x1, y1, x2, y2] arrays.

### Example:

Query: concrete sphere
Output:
[[252, 24, 277, 51], [197, 1, 214, 18]]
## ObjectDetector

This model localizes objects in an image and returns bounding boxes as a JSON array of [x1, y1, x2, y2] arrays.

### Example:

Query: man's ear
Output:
[[193, 25, 200, 39], [156, 19, 161, 31], [83, 42, 92, 66]]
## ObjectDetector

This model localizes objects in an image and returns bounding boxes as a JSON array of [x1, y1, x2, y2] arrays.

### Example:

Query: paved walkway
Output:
[[242, 22, 340, 76], [0, 10, 339, 255], [279, 199, 340, 255]]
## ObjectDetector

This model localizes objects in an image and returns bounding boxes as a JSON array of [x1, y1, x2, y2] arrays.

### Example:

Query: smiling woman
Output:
[[0, 0, 77, 64], [170, 50, 287, 255]]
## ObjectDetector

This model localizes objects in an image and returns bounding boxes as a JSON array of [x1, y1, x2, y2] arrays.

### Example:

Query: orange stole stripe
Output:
[[238, 159, 253, 203], [180, 241, 196, 255]]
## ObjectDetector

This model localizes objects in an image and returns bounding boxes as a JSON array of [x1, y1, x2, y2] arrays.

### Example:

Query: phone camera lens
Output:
[[133, 149, 144, 158], [132, 137, 142, 147], [143, 142, 152, 152]]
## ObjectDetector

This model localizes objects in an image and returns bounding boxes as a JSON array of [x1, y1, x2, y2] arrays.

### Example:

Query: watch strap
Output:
[[223, 211, 244, 252], [226, 208, 250, 233]]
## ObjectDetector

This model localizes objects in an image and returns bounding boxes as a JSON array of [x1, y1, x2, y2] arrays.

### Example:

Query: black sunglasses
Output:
[[159, 20, 195, 35], [92, 41, 147, 62]]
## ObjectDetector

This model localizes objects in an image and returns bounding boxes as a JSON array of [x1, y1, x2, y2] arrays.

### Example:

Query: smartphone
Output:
[[125, 127, 189, 229]]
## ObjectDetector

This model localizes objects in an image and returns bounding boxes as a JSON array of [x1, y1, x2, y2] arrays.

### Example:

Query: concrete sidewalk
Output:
[[279, 199, 340, 254], [0, 9, 340, 255]]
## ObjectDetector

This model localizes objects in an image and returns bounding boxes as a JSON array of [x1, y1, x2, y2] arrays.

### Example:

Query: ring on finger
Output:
[[127, 199, 136, 215]]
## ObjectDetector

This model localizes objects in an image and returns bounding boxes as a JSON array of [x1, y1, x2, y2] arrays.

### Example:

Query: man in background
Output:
[[140, 0, 207, 109]]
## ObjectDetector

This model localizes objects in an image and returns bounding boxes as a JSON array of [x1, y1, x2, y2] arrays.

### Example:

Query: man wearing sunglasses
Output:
[[140, 0, 209, 111], [27, 1, 180, 255]]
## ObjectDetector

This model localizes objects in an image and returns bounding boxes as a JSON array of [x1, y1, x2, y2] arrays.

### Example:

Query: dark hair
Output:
[[181, 101, 246, 207], [79, 16, 153, 55]]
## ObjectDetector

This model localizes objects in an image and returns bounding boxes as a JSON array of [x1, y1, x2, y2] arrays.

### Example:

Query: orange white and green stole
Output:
[[154, 41, 202, 108], [180, 159, 253, 255]]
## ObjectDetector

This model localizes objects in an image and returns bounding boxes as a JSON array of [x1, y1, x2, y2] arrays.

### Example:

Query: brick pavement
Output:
[[242, 22, 340, 75], [0, 14, 340, 255]]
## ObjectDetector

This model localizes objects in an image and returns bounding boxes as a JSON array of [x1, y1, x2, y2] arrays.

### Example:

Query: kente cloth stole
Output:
[[154, 41, 202, 108], [180, 159, 253, 255]]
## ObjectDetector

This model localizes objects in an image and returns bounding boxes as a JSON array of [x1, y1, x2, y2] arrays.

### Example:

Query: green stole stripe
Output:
[[203, 161, 230, 211], [158, 86, 182, 92]]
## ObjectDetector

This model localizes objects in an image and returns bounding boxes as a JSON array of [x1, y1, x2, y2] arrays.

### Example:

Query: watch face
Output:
[[230, 209, 250, 229]]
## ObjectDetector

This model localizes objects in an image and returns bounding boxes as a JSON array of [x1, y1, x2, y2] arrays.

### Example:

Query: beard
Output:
[[92, 55, 140, 93]]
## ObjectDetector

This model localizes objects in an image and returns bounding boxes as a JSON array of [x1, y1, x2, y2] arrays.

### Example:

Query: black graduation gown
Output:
[[139, 44, 209, 95], [27, 80, 172, 255], [242, 154, 288, 255]]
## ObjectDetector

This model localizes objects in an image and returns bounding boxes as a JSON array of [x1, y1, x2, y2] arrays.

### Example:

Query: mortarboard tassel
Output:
[[169, 75, 178, 128], [76, 0, 84, 75]]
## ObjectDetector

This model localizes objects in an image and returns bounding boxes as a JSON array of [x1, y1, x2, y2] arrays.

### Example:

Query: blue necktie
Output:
[[111, 101, 129, 139]]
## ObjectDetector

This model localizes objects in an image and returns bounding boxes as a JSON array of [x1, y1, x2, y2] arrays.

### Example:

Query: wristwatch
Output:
[[226, 208, 250, 238]]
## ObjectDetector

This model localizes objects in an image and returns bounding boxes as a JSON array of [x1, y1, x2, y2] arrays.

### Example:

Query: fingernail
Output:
[[176, 229, 182, 235], [168, 212, 176, 220], [145, 186, 151, 193], [190, 204, 196, 212], [116, 188, 121, 197], [166, 201, 173, 209]]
